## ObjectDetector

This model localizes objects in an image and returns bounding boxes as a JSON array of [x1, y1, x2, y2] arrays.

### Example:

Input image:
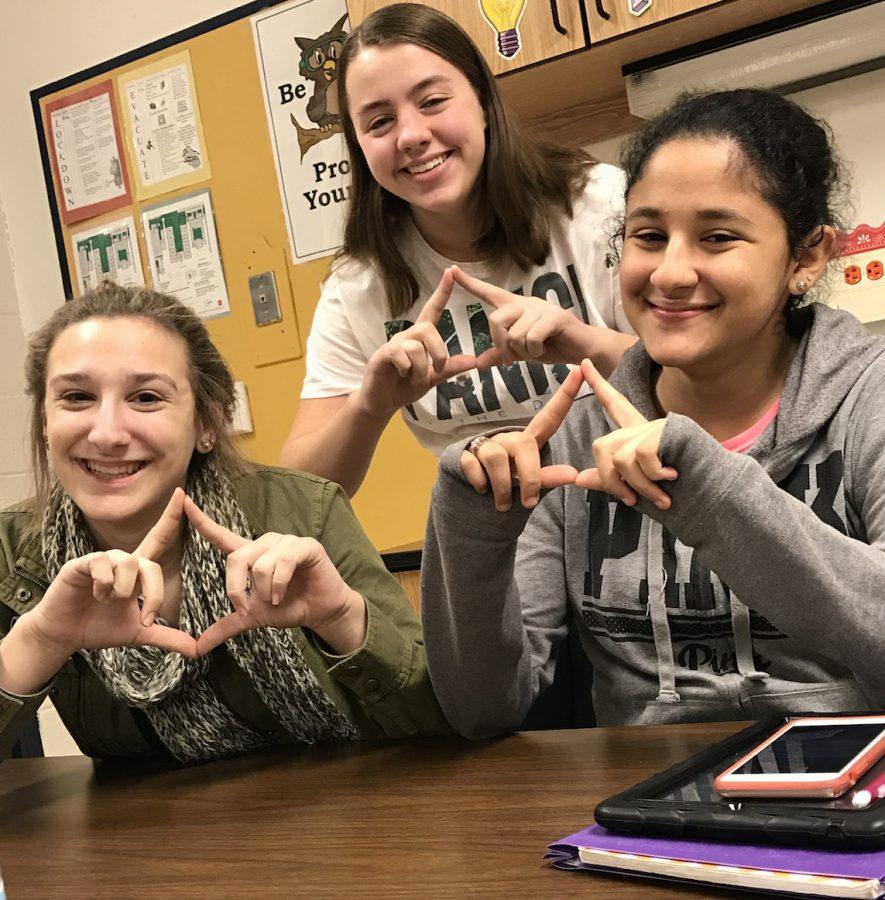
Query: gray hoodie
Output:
[[421, 305, 885, 738]]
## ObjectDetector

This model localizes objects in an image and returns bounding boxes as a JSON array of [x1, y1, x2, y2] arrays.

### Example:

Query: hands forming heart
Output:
[[25, 488, 366, 664], [460, 358, 678, 512]]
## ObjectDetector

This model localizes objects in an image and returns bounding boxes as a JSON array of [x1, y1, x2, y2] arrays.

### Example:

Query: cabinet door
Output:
[[346, 0, 587, 75], [587, 0, 722, 43]]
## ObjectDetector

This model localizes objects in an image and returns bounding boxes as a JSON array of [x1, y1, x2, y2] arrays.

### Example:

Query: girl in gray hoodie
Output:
[[421, 89, 885, 737]]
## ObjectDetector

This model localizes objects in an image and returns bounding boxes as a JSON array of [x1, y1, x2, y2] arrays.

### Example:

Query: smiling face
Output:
[[44, 316, 201, 549], [345, 43, 486, 236], [619, 138, 800, 377]]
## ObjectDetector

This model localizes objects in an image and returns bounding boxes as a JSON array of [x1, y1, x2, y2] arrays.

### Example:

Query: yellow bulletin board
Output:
[[31, 1, 437, 553]]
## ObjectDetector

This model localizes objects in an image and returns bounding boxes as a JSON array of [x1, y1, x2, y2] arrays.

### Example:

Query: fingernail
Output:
[[525, 497, 538, 509]]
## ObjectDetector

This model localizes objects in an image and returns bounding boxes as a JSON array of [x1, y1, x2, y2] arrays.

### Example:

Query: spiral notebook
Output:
[[546, 825, 885, 898]]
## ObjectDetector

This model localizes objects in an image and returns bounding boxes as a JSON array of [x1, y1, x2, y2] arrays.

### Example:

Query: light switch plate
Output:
[[249, 271, 282, 326]]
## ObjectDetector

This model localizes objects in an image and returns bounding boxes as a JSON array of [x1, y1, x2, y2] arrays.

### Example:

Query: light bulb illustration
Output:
[[479, 0, 528, 59]]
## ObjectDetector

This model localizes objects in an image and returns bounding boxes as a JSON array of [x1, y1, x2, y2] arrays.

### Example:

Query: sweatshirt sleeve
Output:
[[654, 396, 885, 705], [315, 482, 452, 737], [420, 443, 570, 739]]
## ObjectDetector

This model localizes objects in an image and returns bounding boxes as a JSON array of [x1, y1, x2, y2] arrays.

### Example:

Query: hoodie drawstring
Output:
[[647, 519, 681, 704], [730, 594, 769, 682], [646, 520, 766, 703]]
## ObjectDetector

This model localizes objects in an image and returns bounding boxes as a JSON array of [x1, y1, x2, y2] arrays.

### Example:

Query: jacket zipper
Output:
[[12, 566, 50, 592]]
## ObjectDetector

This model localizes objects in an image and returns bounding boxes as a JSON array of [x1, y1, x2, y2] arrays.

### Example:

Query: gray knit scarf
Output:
[[42, 462, 358, 762]]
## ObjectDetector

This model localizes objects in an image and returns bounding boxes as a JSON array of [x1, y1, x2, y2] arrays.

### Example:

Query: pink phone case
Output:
[[713, 716, 885, 798]]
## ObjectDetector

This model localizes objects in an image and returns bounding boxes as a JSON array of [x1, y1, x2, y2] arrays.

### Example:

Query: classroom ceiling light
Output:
[[624, 2, 885, 119]]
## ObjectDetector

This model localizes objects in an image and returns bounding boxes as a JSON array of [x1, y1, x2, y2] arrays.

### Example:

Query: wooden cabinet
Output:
[[499, 0, 827, 146], [346, 0, 588, 75], [587, 0, 723, 44]]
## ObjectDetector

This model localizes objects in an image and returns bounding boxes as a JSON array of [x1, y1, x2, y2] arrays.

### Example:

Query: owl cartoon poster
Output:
[[252, 0, 350, 263], [832, 222, 885, 326]]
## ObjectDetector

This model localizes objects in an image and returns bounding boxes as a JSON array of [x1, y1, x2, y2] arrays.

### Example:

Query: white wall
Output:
[[0, 195, 31, 507]]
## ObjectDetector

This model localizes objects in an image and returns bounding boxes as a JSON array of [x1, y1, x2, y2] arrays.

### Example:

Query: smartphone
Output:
[[713, 715, 885, 798]]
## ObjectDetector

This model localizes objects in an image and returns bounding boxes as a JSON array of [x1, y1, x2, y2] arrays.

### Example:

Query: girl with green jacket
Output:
[[0, 284, 447, 761]]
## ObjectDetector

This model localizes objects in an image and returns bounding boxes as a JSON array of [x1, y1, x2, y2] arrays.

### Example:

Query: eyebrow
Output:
[[49, 372, 179, 390], [627, 206, 753, 225], [355, 75, 451, 117]]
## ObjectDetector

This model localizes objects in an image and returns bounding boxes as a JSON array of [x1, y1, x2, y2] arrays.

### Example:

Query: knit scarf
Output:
[[42, 463, 358, 762]]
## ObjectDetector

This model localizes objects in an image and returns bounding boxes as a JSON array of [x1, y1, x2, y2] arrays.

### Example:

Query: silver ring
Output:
[[467, 435, 491, 457]]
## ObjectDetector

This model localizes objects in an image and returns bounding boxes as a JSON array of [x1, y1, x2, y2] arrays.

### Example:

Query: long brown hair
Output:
[[337, 3, 595, 317], [23, 283, 246, 535]]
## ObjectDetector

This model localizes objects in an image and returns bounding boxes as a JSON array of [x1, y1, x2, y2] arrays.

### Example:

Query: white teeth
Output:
[[85, 461, 142, 476], [407, 154, 447, 175]]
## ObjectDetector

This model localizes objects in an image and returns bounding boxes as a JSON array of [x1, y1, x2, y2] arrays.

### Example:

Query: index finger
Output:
[[581, 358, 647, 429], [183, 496, 248, 554], [415, 267, 455, 324], [450, 265, 513, 310], [136, 487, 185, 561], [525, 367, 584, 446]]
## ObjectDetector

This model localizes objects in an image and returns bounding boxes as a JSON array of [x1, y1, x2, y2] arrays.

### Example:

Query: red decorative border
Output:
[[838, 222, 885, 258]]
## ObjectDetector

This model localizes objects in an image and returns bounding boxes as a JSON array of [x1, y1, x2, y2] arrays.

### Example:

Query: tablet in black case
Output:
[[595, 715, 885, 850]]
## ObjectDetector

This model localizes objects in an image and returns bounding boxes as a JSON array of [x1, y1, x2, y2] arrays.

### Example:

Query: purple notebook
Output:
[[547, 825, 885, 894]]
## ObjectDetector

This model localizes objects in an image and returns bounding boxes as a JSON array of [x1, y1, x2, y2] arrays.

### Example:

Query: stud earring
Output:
[[794, 279, 807, 295], [200, 436, 214, 451]]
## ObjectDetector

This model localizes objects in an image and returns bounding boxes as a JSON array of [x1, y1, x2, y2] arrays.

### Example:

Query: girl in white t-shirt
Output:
[[281, 3, 636, 495]]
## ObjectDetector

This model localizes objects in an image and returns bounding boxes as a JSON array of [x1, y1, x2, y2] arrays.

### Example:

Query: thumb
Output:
[[574, 467, 604, 491], [434, 354, 478, 382], [541, 464, 579, 489], [137, 623, 200, 659]]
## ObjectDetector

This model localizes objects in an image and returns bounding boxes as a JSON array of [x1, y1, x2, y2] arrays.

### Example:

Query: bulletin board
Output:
[[31, 0, 438, 552]]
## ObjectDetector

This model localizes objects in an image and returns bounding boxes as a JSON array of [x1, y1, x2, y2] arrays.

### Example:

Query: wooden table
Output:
[[0, 722, 747, 898]]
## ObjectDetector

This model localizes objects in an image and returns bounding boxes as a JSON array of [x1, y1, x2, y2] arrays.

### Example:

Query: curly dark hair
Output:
[[617, 89, 847, 322]]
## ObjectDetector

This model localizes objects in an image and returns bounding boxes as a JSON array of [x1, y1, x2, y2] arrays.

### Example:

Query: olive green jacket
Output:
[[0, 466, 449, 758]]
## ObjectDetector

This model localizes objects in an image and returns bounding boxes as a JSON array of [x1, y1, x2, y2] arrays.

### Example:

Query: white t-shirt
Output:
[[302, 163, 632, 456]]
